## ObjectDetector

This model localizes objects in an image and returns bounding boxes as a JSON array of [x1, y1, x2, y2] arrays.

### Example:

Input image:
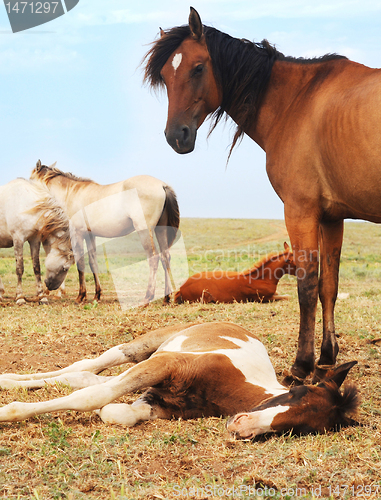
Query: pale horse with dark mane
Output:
[[0, 178, 74, 304], [0, 322, 358, 438], [30, 161, 180, 304]]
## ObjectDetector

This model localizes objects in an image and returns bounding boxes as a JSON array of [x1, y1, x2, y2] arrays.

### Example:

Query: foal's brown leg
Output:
[[313, 220, 343, 383], [285, 212, 319, 382]]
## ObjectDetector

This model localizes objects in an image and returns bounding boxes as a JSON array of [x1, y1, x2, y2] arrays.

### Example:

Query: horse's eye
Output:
[[193, 64, 204, 76]]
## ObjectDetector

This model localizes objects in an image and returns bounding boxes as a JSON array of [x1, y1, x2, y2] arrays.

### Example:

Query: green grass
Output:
[[0, 218, 380, 499]]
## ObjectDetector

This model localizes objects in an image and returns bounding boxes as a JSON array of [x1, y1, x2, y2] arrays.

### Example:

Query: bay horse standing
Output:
[[0, 178, 74, 304], [0, 322, 358, 437], [143, 7, 381, 382], [31, 161, 179, 305], [174, 242, 295, 303]]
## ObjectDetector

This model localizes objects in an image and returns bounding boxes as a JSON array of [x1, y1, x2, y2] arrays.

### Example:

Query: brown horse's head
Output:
[[144, 8, 221, 154]]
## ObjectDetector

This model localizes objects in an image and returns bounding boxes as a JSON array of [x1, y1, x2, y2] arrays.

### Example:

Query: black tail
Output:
[[157, 185, 180, 248]]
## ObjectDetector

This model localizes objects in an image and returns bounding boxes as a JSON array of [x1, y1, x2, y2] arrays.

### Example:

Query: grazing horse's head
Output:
[[144, 8, 221, 154], [227, 361, 359, 439], [44, 243, 73, 291]]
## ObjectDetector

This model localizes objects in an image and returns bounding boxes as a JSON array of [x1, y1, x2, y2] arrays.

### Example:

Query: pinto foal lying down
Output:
[[0, 323, 358, 438]]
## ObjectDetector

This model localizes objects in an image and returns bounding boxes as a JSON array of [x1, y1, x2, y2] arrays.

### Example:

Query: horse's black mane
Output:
[[144, 24, 347, 152]]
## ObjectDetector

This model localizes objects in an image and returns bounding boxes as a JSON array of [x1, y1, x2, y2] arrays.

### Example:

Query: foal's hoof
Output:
[[16, 298, 26, 306], [39, 297, 49, 305]]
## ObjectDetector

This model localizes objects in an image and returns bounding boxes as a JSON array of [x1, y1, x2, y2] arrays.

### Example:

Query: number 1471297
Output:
[[5, 2, 60, 14], [328, 484, 380, 497]]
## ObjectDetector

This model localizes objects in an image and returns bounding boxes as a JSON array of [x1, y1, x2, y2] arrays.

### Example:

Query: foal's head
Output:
[[227, 361, 359, 439]]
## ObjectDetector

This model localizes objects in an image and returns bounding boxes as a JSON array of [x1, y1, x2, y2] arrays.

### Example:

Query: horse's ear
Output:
[[160, 27, 165, 38], [189, 7, 203, 40], [284, 242, 290, 250], [322, 360, 357, 388], [36, 159, 42, 170], [48, 161, 57, 169]]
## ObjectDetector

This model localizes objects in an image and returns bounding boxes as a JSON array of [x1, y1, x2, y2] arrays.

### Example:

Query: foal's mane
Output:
[[31, 163, 92, 184], [240, 248, 291, 276], [143, 24, 346, 153]]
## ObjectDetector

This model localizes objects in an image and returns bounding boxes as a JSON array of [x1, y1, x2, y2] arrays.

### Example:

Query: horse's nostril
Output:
[[182, 125, 190, 143]]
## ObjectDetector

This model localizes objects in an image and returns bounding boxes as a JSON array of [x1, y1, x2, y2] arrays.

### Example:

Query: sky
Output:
[[0, 0, 380, 219]]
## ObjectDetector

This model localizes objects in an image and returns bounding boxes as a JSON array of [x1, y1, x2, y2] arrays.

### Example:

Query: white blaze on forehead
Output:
[[172, 53, 183, 72]]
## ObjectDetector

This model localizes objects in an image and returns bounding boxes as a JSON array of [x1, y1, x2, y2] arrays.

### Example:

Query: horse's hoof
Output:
[[311, 365, 331, 384], [282, 369, 304, 387], [290, 362, 313, 382], [139, 301, 150, 309], [162, 295, 171, 305], [16, 298, 26, 306], [39, 297, 49, 305]]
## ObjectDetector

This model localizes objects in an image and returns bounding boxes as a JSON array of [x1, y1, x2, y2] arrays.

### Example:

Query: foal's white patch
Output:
[[158, 334, 287, 396], [172, 53, 183, 72], [239, 405, 290, 436]]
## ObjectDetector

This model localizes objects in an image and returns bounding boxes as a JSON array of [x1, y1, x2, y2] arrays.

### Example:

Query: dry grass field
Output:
[[0, 218, 380, 499]]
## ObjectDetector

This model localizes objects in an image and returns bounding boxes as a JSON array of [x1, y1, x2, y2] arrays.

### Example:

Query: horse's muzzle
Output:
[[165, 124, 197, 154]]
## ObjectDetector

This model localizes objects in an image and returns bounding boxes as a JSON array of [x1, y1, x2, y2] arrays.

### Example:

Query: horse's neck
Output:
[[249, 258, 287, 283], [243, 60, 341, 150], [47, 177, 95, 208]]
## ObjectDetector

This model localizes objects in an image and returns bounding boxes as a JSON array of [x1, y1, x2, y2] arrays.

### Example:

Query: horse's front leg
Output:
[[313, 220, 343, 383], [72, 233, 87, 303], [14, 240, 26, 305], [285, 213, 320, 382], [84, 232, 101, 301], [138, 228, 160, 304], [155, 226, 175, 304], [29, 238, 48, 304]]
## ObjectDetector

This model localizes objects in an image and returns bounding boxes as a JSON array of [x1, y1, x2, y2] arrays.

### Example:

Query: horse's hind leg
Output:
[[137, 228, 160, 304], [29, 238, 48, 304], [14, 239, 26, 305], [0, 353, 180, 424], [313, 220, 343, 383]]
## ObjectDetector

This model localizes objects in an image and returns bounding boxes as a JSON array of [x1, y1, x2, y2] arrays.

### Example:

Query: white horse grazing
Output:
[[0, 178, 74, 305], [30, 161, 180, 304], [0, 322, 358, 437]]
